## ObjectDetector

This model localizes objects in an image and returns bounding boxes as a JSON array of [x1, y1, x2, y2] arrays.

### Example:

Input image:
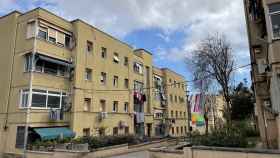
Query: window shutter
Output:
[[48, 28, 56, 39], [26, 21, 35, 39], [57, 31, 65, 45]]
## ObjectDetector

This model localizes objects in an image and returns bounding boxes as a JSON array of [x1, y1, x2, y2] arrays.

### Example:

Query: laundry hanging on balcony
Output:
[[133, 91, 146, 104]]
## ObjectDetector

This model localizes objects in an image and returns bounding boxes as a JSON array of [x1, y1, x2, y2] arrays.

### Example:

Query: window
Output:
[[101, 47, 107, 58], [113, 101, 118, 112], [125, 127, 129, 135], [26, 21, 35, 39], [173, 81, 176, 88], [100, 72, 106, 85], [48, 28, 56, 43], [182, 84, 184, 89], [124, 102, 129, 112], [113, 127, 118, 136], [134, 81, 144, 93], [87, 41, 93, 53], [113, 52, 119, 63], [181, 126, 183, 134], [269, 3, 280, 39], [124, 57, 128, 66], [133, 62, 143, 74], [84, 98, 91, 111], [175, 95, 177, 103], [170, 94, 173, 102], [175, 111, 178, 118], [113, 76, 118, 87], [65, 34, 71, 48], [83, 128, 90, 137], [171, 127, 174, 135], [185, 126, 187, 134], [20, 89, 66, 109], [169, 79, 172, 83], [15, 126, 25, 148], [100, 100, 106, 112], [124, 78, 129, 89], [184, 112, 186, 118], [57, 31, 65, 47], [47, 91, 61, 108], [176, 127, 179, 134], [85, 68, 92, 81], [180, 111, 182, 117], [171, 110, 174, 117], [38, 27, 48, 40], [20, 89, 29, 108]]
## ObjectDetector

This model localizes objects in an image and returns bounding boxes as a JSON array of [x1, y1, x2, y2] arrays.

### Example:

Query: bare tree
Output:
[[190, 33, 234, 126]]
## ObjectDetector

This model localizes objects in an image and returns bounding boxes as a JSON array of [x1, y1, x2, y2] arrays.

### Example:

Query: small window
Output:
[[113, 127, 118, 136], [185, 126, 187, 134], [124, 78, 129, 89], [100, 100, 106, 112], [269, 3, 280, 39], [100, 72, 106, 85], [169, 79, 172, 83], [133, 62, 143, 74], [180, 111, 182, 117], [26, 21, 35, 39], [113, 76, 118, 87], [15, 126, 25, 148], [101, 47, 107, 58], [113, 101, 118, 112], [84, 98, 91, 111], [176, 127, 179, 134], [125, 127, 129, 135], [48, 28, 56, 43], [20, 90, 29, 108], [124, 57, 128, 66], [174, 81, 176, 88], [87, 41, 93, 53], [83, 128, 90, 137], [38, 28, 47, 40], [124, 102, 129, 112], [113, 52, 119, 63], [184, 112, 186, 117], [175, 95, 177, 103], [65, 34, 71, 48], [171, 127, 174, 135], [171, 110, 174, 117], [170, 94, 173, 102], [85, 68, 92, 81], [175, 111, 178, 118], [181, 126, 183, 134]]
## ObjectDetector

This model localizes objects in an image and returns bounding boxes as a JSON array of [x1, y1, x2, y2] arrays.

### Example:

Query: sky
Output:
[[0, 0, 251, 90]]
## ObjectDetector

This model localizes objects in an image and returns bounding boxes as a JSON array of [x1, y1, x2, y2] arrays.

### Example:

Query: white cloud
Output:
[[1, 0, 250, 66]]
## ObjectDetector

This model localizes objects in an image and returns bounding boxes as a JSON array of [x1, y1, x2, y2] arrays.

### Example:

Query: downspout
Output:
[[23, 19, 38, 158], [4, 15, 19, 129]]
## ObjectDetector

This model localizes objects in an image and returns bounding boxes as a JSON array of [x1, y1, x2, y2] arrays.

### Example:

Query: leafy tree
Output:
[[230, 81, 254, 121]]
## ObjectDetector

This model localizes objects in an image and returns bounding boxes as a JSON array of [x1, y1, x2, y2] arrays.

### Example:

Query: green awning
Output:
[[33, 127, 75, 140]]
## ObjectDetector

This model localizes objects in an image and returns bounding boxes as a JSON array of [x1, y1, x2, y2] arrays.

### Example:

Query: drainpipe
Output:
[[23, 19, 38, 158]]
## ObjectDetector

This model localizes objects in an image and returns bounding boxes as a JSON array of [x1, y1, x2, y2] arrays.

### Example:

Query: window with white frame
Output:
[[133, 62, 143, 74], [84, 98, 91, 111], [113, 52, 119, 63], [269, 3, 280, 39], [113, 76, 118, 87], [113, 101, 118, 112], [124, 102, 129, 112], [85, 68, 92, 81], [20, 89, 66, 109], [100, 72, 106, 85]]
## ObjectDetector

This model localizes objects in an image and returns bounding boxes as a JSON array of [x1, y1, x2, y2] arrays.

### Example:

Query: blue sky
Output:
[[0, 0, 251, 90]]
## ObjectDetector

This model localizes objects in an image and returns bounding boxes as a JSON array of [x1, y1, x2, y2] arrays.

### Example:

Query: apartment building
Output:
[[244, 0, 280, 149], [0, 8, 188, 153]]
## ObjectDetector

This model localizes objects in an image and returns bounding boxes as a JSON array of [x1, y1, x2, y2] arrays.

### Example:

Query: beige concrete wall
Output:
[[149, 147, 280, 158]]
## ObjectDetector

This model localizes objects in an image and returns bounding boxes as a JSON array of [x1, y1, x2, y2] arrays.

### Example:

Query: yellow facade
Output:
[[0, 8, 188, 153]]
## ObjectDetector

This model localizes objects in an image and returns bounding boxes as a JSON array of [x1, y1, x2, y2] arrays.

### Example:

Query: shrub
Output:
[[191, 126, 248, 148]]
